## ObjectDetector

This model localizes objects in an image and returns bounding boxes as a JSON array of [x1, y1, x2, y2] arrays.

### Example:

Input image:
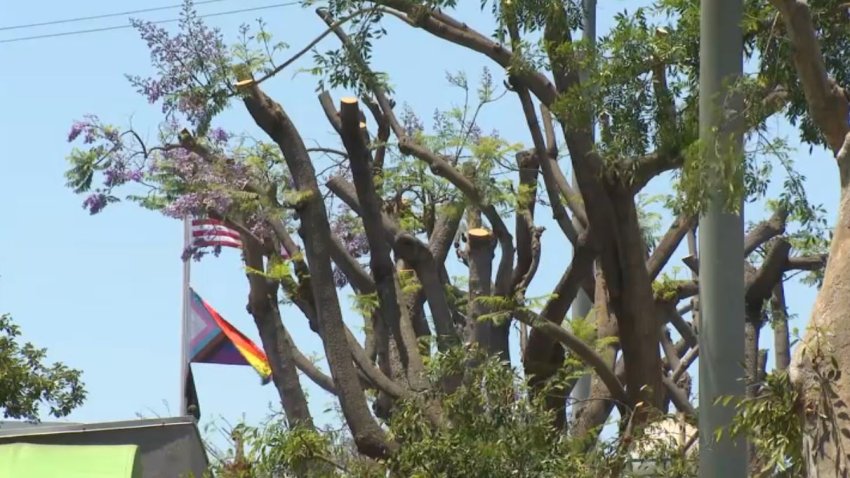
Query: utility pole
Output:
[[698, 0, 747, 474], [570, 0, 596, 420]]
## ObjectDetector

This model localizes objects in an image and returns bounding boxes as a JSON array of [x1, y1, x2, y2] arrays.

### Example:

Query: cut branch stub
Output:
[[467, 227, 495, 244]]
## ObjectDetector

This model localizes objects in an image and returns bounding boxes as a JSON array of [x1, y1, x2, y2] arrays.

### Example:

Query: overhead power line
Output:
[[0, 2, 300, 44], [0, 0, 232, 32]]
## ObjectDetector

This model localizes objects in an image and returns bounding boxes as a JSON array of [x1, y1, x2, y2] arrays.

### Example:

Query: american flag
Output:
[[191, 218, 242, 249]]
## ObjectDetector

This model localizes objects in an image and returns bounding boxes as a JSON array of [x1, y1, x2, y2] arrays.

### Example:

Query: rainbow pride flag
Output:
[[187, 288, 272, 384]]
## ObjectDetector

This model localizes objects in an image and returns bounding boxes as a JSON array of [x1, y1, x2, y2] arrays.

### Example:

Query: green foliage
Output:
[[721, 371, 803, 477], [388, 351, 591, 477], [374, 68, 522, 235], [351, 292, 380, 318], [0, 313, 86, 420], [396, 268, 421, 296], [565, 312, 597, 344], [232, 19, 290, 77], [282, 189, 315, 208], [206, 347, 701, 477], [651, 271, 681, 302], [246, 256, 294, 283], [636, 193, 666, 251], [208, 421, 352, 478]]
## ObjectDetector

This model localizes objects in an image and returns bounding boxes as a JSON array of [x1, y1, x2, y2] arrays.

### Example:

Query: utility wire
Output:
[[0, 0, 232, 32], [0, 2, 300, 44]]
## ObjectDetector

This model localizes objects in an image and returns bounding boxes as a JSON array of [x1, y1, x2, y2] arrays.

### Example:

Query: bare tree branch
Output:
[[770, 0, 850, 158], [235, 74, 394, 458], [512, 151, 541, 292], [394, 233, 461, 350], [744, 207, 788, 255], [242, 233, 315, 429], [340, 97, 428, 389], [771, 283, 791, 371], [631, 150, 686, 192], [647, 213, 697, 280], [317, 8, 516, 299], [662, 375, 696, 417], [672, 345, 699, 383], [514, 307, 628, 405], [787, 254, 828, 271], [327, 176, 460, 349], [364, 2, 558, 105], [746, 238, 793, 305]]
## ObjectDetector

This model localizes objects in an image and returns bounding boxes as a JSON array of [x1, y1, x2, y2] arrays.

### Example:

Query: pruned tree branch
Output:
[[339, 97, 428, 390], [317, 7, 515, 299], [235, 74, 394, 458]]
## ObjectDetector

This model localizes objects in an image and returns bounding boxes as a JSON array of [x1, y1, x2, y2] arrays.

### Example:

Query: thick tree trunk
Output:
[[607, 192, 664, 413], [467, 227, 507, 359], [792, 182, 850, 477]]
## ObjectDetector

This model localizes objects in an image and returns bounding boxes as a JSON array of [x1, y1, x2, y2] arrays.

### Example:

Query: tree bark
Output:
[[339, 97, 427, 391], [790, 144, 850, 475], [236, 77, 394, 458], [769, 0, 850, 471], [792, 175, 850, 477], [772, 283, 791, 372], [467, 227, 509, 359], [243, 240, 315, 429], [572, 268, 620, 438]]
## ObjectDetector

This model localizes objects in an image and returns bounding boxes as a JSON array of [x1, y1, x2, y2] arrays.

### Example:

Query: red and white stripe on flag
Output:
[[191, 218, 242, 249]]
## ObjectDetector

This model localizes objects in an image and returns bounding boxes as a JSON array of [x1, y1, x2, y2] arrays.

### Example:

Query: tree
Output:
[[0, 313, 86, 420], [63, 0, 845, 475]]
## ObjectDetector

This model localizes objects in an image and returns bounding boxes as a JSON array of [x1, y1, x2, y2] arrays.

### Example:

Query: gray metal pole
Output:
[[698, 0, 746, 473], [570, 0, 596, 417]]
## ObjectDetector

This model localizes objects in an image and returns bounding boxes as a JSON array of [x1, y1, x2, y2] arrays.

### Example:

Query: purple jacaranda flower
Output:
[[209, 127, 229, 144], [82, 193, 108, 215], [332, 266, 348, 288], [83, 129, 97, 144], [103, 168, 121, 187], [68, 121, 85, 142], [330, 210, 370, 259], [127, 3, 230, 129]]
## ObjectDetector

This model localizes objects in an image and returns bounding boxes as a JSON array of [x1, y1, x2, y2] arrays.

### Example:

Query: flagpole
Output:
[[180, 216, 191, 417]]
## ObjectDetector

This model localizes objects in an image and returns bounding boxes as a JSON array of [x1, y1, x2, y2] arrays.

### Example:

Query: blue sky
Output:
[[0, 0, 838, 453]]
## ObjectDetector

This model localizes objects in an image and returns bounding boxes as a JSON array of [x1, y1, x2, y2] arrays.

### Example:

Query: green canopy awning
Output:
[[0, 443, 142, 478]]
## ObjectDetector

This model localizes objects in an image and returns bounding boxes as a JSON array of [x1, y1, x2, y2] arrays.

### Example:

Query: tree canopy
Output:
[[0, 313, 86, 421], [63, 0, 850, 475]]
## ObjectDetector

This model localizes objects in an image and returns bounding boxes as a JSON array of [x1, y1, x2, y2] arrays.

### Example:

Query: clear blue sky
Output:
[[0, 0, 838, 451]]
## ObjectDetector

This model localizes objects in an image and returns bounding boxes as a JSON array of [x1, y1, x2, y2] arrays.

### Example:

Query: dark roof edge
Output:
[[0, 416, 200, 438]]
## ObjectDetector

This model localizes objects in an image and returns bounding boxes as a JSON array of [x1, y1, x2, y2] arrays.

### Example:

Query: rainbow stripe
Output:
[[187, 288, 272, 383]]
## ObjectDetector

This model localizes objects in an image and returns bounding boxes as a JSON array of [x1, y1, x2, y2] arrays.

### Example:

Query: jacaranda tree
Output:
[[64, 0, 850, 475]]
